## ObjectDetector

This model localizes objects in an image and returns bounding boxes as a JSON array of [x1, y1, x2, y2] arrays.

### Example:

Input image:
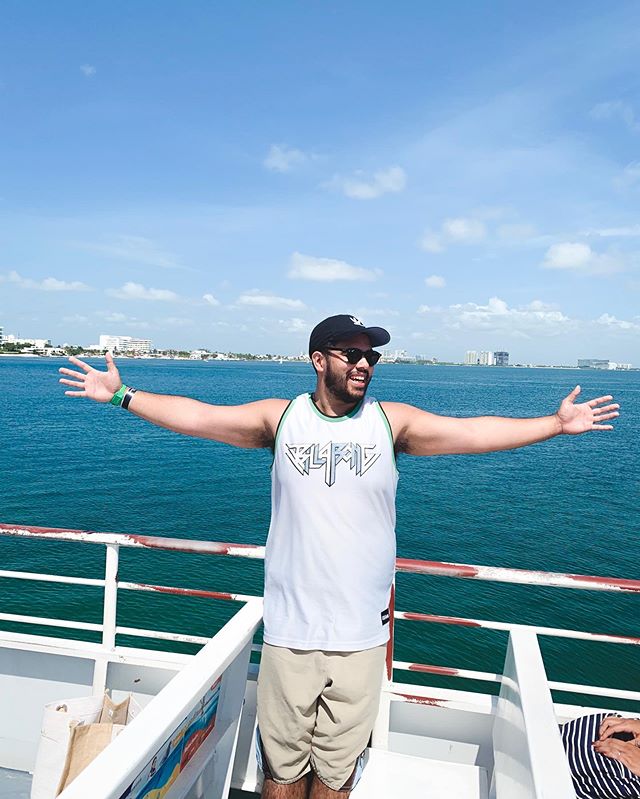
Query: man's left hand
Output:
[[556, 386, 619, 435]]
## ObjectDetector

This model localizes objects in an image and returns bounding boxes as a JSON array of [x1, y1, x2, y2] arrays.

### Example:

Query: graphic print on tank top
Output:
[[284, 441, 381, 486]]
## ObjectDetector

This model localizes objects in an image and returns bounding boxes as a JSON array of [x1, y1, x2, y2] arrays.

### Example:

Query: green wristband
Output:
[[110, 385, 129, 407]]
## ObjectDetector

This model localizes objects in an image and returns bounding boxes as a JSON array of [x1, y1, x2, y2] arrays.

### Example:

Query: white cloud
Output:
[[596, 313, 640, 331], [237, 290, 306, 310], [0, 270, 90, 291], [580, 223, 640, 237], [417, 305, 431, 314], [443, 217, 486, 242], [75, 235, 182, 269], [543, 242, 592, 269], [96, 311, 151, 329], [40, 277, 87, 291], [162, 317, 194, 327], [263, 144, 309, 172], [124, 320, 151, 329], [614, 162, 640, 190], [326, 166, 406, 200], [203, 293, 220, 306], [288, 251, 381, 282], [445, 296, 573, 338], [62, 314, 90, 324], [353, 307, 400, 318], [425, 274, 446, 288], [542, 242, 624, 274], [420, 232, 446, 253], [98, 312, 128, 322], [421, 216, 487, 253], [80, 64, 96, 78], [107, 282, 181, 302], [591, 101, 640, 133], [279, 317, 309, 333], [526, 300, 558, 311]]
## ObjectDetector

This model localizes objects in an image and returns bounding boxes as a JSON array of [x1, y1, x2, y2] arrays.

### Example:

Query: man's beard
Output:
[[324, 357, 369, 404]]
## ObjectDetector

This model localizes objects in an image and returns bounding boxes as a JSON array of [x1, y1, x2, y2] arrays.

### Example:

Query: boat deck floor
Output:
[[0, 768, 31, 799], [0, 760, 486, 799], [0, 770, 257, 799]]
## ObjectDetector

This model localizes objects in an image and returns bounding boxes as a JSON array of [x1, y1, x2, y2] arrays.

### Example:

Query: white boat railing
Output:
[[58, 599, 263, 799], [1, 523, 639, 705], [490, 629, 576, 799]]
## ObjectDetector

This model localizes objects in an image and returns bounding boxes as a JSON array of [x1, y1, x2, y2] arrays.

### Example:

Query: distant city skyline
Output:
[[1, 322, 634, 368], [1, 4, 639, 363]]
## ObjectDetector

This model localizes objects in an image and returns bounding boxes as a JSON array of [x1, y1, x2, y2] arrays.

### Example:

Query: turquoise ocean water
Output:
[[1, 357, 639, 709]]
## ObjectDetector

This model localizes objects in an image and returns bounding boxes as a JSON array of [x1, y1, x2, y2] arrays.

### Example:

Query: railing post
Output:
[[372, 582, 394, 749], [92, 543, 119, 693]]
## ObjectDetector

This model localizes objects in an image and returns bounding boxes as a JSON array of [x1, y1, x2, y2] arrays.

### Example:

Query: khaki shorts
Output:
[[256, 644, 386, 791]]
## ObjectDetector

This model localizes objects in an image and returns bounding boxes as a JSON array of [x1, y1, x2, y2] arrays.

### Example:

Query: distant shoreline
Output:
[[0, 353, 637, 371]]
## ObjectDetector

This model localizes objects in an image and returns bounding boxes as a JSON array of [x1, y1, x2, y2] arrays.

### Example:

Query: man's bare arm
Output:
[[125, 392, 287, 448], [382, 386, 619, 456], [59, 354, 287, 449]]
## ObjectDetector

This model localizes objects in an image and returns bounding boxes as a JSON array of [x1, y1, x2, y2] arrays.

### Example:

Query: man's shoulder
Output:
[[251, 398, 295, 442], [377, 402, 431, 450], [378, 400, 417, 420]]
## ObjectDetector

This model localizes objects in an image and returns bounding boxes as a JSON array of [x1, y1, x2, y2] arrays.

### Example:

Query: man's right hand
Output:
[[59, 353, 123, 402]]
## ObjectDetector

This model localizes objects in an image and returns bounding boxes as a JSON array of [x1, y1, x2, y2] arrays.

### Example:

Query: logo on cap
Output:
[[349, 316, 365, 327]]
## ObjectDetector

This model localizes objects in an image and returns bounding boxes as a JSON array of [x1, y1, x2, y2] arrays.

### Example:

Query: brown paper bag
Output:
[[56, 722, 125, 794], [98, 694, 131, 725], [54, 694, 137, 796]]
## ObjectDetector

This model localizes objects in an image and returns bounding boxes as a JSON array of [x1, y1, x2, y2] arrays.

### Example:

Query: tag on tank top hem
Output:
[[381, 608, 390, 625]]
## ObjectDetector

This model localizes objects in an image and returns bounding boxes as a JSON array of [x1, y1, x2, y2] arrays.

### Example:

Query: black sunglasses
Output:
[[325, 347, 382, 366]]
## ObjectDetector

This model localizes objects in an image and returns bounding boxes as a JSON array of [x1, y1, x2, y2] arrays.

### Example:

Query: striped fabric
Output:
[[561, 713, 640, 798]]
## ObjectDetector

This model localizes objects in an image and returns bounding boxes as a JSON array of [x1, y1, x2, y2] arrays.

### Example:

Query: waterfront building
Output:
[[3, 334, 51, 351], [478, 351, 495, 366], [98, 335, 152, 354], [578, 358, 610, 369], [464, 350, 478, 365], [0, 326, 3, 346], [465, 349, 509, 366], [380, 348, 413, 363], [578, 359, 632, 370]]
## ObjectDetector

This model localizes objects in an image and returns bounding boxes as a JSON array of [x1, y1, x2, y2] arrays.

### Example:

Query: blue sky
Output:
[[1, 1, 639, 363]]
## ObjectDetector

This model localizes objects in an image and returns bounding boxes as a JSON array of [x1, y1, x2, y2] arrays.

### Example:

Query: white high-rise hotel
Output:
[[97, 335, 152, 354], [465, 350, 509, 366]]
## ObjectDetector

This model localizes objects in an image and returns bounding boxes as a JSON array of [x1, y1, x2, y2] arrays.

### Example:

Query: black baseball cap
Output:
[[308, 314, 391, 357]]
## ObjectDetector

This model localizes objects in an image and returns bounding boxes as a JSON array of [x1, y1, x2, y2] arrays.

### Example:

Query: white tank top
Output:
[[263, 392, 398, 651]]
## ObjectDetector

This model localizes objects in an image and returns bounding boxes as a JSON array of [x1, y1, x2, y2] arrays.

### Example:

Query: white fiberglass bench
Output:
[[351, 630, 574, 799]]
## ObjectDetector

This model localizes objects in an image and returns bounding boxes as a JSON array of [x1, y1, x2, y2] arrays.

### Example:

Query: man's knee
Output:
[[262, 773, 310, 798], [309, 771, 353, 798]]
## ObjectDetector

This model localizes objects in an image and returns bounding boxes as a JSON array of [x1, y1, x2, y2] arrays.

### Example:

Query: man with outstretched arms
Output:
[[59, 314, 619, 799]]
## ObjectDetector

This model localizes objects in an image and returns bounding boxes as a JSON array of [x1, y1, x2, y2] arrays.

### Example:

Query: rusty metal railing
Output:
[[1, 523, 639, 706]]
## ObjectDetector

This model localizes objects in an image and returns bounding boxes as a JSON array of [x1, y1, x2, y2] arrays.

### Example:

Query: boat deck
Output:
[[0, 767, 31, 799], [0, 769, 255, 799], [2, 523, 640, 799]]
